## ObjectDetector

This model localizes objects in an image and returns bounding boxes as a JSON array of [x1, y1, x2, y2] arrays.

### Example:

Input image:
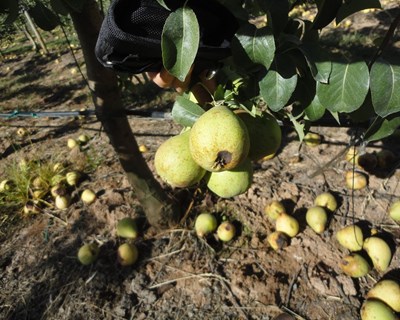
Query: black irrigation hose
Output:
[[0, 109, 373, 129]]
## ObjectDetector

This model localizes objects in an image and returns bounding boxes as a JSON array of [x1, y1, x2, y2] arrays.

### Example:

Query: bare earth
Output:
[[1, 3, 400, 320]]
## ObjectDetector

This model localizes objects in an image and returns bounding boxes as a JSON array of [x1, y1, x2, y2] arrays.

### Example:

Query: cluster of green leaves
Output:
[[160, 0, 400, 142]]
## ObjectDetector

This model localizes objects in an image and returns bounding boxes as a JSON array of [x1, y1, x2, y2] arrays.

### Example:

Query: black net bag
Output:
[[95, 0, 238, 74]]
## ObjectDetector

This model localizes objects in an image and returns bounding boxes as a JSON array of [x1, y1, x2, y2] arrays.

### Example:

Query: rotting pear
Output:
[[206, 158, 253, 198], [360, 299, 398, 320], [267, 231, 289, 251], [336, 224, 364, 251], [154, 130, 206, 188], [189, 105, 250, 171], [116, 217, 139, 239], [363, 237, 392, 272], [339, 253, 371, 278], [235, 110, 281, 161], [367, 279, 400, 312]]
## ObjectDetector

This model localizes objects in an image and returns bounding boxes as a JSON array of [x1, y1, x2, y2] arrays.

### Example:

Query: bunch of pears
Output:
[[154, 105, 281, 198]]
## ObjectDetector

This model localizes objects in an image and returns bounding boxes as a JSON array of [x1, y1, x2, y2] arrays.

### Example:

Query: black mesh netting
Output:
[[95, 0, 239, 73]]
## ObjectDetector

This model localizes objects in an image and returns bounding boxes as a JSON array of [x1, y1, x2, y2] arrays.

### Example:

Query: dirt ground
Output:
[[1, 3, 400, 320]]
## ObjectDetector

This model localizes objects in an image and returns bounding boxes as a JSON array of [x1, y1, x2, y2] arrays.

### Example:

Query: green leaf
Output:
[[287, 112, 305, 141], [370, 59, 400, 118], [155, 0, 170, 10], [171, 96, 205, 127], [162, 7, 199, 82], [234, 24, 275, 70], [298, 44, 332, 83], [29, 1, 60, 31], [260, 70, 298, 112], [336, 0, 381, 24], [316, 61, 369, 113], [50, 0, 69, 15], [312, 0, 342, 29], [0, 0, 20, 24], [305, 94, 326, 121], [364, 114, 400, 142], [258, 0, 289, 35], [62, 0, 86, 13]]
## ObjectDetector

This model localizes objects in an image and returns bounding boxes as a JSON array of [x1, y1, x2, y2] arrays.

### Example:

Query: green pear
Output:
[[189, 105, 250, 171], [367, 280, 400, 312], [116, 217, 139, 239], [77, 243, 99, 265], [206, 158, 253, 198], [360, 299, 398, 320], [336, 225, 364, 251], [235, 110, 281, 161], [339, 253, 371, 278], [154, 130, 206, 188], [363, 237, 392, 272]]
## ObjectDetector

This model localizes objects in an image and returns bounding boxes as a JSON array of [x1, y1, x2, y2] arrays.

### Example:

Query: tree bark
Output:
[[22, 9, 48, 55], [69, 0, 180, 228]]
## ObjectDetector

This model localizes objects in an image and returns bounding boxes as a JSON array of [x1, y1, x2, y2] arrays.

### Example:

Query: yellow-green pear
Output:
[[206, 158, 253, 198], [217, 221, 236, 242], [189, 105, 250, 171], [264, 200, 286, 221], [81, 189, 96, 204], [363, 237, 392, 272], [360, 299, 398, 320], [235, 110, 281, 161], [314, 192, 338, 212], [388, 200, 400, 223], [77, 243, 99, 265], [0, 179, 13, 192], [154, 130, 206, 188], [336, 225, 364, 251], [276, 213, 299, 238], [116, 217, 139, 239], [339, 253, 371, 278], [117, 243, 139, 266], [306, 206, 328, 234], [367, 280, 400, 312], [194, 213, 217, 237]]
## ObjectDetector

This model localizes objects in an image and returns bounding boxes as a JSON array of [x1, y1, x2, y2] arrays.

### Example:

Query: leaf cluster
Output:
[[160, 0, 400, 142]]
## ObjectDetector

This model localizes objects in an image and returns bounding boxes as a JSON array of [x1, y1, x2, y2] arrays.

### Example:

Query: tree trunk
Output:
[[22, 9, 48, 55], [69, 0, 180, 228]]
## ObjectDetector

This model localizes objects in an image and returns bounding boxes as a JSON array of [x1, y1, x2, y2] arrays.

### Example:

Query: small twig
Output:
[[285, 267, 302, 306], [281, 305, 307, 320], [43, 211, 68, 226], [148, 272, 227, 289], [144, 245, 186, 262]]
